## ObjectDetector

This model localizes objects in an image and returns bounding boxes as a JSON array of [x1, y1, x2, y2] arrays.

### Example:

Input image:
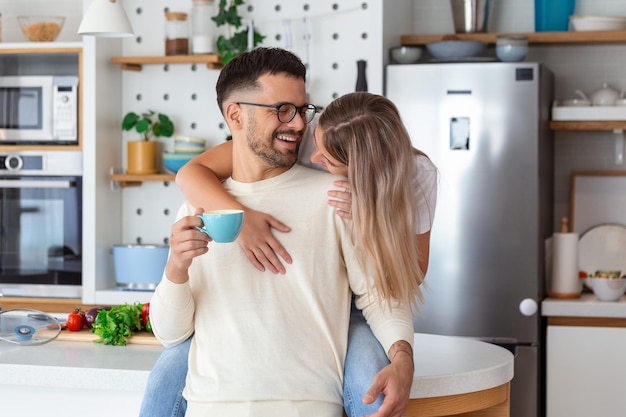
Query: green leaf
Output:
[[91, 303, 143, 346], [121, 112, 139, 131]]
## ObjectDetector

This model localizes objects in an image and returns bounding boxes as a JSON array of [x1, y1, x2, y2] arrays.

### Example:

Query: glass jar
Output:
[[191, 0, 215, 54], [165, 12, 189, 56]]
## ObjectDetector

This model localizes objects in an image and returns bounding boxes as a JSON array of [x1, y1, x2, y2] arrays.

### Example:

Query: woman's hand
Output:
[[327, 179, 352, 219], [237, 209, 292, 274]]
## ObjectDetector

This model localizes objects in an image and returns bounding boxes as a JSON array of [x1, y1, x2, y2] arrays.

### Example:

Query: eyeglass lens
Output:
[[277, 103, 316, 124]]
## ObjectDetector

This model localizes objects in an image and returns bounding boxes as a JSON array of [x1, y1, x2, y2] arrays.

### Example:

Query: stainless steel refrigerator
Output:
[[386, 62, 554, 417]]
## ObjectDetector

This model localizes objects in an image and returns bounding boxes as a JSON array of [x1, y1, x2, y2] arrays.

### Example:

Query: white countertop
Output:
[[542, 292, 626, 318], [0, 332, 513, 401], [410, 333, 513, 398]]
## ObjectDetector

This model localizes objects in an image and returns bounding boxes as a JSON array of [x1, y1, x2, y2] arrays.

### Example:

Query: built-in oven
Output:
[[0, 151, 82, 298]]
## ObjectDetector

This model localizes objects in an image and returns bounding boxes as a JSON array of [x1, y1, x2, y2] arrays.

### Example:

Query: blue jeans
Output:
[[138, 308, 389, 417]]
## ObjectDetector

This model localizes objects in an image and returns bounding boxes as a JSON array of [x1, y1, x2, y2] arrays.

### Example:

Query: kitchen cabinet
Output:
[[543, 295, 626, 417]]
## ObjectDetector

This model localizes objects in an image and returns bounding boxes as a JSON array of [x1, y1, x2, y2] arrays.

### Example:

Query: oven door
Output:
[[0, 176, 82, 298]]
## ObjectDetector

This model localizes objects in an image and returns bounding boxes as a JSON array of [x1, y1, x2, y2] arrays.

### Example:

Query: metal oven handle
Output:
[[0, 180, 75, 189]]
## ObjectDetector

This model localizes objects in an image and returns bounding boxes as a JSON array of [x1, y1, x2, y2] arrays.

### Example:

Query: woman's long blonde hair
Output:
[[319, 92, 425, 309]]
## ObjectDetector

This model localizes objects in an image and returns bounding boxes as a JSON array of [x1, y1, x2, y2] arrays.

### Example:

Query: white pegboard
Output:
[[121, 180, 185, 244], [117, 0, 411, 242]]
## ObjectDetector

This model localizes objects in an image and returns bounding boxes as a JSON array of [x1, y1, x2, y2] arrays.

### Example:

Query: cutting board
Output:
[[55, 329, 161, 346]]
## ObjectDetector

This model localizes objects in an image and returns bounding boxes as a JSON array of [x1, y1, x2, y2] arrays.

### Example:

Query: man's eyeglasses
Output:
[[237, 102, 318, 124]]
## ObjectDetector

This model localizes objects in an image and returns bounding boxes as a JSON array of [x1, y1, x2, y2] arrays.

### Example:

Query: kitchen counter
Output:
[[543, 292, 626, 318], [0, 333, 513, 417], [543, 293, 626, 416]]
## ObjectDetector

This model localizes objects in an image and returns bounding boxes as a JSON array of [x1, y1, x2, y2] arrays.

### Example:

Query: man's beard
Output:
[[246, 119, 301, 168]]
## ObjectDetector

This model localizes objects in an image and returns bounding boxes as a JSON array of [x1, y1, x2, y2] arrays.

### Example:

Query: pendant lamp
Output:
[[78, 0, 134, 37]]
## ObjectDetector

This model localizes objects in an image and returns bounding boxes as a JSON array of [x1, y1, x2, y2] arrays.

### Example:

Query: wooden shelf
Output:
[[550, 121, 626, 131], [111, 173, 176, 187], [402, 30, 626, 46], [110, 54, 223, 71]]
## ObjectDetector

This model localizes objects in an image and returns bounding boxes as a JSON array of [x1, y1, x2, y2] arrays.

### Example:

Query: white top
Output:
[[543, 292, 626, 318], [150, 165, 414, 417], [298, 118, 438, 234]]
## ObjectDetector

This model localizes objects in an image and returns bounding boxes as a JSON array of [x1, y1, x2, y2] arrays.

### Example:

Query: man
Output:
[[149, 47, 414, 417]]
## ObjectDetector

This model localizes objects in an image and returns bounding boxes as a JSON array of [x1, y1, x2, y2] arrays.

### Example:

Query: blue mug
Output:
[[197, 210, 244, 243]]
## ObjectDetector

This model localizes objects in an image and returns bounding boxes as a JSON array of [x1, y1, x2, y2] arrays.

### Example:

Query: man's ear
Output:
[[224, 102, 243, 131]]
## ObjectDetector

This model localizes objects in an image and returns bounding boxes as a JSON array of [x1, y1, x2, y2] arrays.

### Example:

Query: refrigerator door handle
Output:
[[519, 298, 538, 316]]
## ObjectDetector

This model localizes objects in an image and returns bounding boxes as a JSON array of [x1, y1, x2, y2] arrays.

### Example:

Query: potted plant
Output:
[[213, 0, 265, 65], [122, 110, 174, 175]]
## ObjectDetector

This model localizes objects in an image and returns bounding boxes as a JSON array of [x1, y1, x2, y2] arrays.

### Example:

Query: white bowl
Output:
[[426, 41, 487, 59], [589, 277, 626, 302], [390, 46, 422, 64], [570, 15, 626, 31], [495, 36, 528, 62]]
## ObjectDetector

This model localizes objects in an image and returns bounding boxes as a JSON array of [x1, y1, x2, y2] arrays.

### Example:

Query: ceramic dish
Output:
[[570, 15, 626, 31], [578, 224, 626, 289], [426, 40, 487, 59]]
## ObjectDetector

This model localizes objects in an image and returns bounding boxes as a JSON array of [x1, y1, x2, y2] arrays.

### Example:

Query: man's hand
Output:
[[236, 209, 292, 274], [362, 342, 414, 417], [166, 207, 211, 283]]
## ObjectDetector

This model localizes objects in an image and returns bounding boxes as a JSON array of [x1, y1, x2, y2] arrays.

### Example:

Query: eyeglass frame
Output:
[[236, 101, 319, 124]]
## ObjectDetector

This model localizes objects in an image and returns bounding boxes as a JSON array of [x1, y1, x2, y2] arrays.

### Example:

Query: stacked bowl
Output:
[[163, 136, 206, 174]]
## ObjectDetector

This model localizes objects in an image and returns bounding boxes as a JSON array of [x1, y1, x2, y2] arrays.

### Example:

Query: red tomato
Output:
[[66, 308, 85, 332], [141, 303, 150, 329]]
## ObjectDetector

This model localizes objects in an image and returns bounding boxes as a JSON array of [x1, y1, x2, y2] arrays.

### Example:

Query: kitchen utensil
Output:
[[162, 151, 197, 173], [390, 46, 422, 64], [197, 210, 245, 243], [450, 0, 488, 33], [578, 224, 626, 289], [174, 135, 206, 153], [590, 82, 620, 106], [535, 0, 576, 31], [113, 244, 169, 290], [570, 15, 626, 31], [561, 89, 591, 106], [17, 16, 65, 42], [588, 277, 626, 301], [426, 40, 487, 59], [549, 217, 581, 298], [0, 308, 61, 345], [495, 35, 528, 62]]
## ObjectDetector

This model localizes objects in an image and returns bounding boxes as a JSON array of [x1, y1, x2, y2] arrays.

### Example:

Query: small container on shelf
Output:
[[165, 11, 189, 56], [191, 0, 216, 54]]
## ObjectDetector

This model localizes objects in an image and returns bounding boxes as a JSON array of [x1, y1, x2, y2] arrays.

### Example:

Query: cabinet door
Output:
[[547, 325, 626, 417]]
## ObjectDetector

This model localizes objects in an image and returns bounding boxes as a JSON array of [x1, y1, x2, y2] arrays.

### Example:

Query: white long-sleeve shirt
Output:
[[150, 165, 414, 417]]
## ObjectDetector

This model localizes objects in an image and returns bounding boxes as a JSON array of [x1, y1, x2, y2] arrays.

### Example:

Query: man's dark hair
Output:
[[216, 47, 307, 114]]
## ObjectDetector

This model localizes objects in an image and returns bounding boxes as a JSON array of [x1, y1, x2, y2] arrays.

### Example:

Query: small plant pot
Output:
[[127, 141, 158, 174]]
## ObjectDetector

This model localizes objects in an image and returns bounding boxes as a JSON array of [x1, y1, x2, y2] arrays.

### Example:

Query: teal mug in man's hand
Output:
[[197, 210, 244, 243]]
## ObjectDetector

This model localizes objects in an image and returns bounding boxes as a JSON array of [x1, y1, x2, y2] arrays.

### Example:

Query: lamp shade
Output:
[[78, 0, 134, 37]]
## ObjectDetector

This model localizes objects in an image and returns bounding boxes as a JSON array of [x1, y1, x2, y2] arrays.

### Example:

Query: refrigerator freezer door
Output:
[[386, 63, 553, 343]]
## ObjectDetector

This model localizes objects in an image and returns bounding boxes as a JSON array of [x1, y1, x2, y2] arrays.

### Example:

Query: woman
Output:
[[139, 92, 437, 417]]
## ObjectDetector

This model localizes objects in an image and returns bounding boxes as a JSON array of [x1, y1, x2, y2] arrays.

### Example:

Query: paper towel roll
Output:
[[549, 232, 581, 298]]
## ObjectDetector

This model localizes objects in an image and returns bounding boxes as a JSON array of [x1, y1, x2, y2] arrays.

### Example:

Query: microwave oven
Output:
[[0, 75, 79, 145]]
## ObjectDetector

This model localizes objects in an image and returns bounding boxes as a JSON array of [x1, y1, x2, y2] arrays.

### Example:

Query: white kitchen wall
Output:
[[412, 0, 626, 233]]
